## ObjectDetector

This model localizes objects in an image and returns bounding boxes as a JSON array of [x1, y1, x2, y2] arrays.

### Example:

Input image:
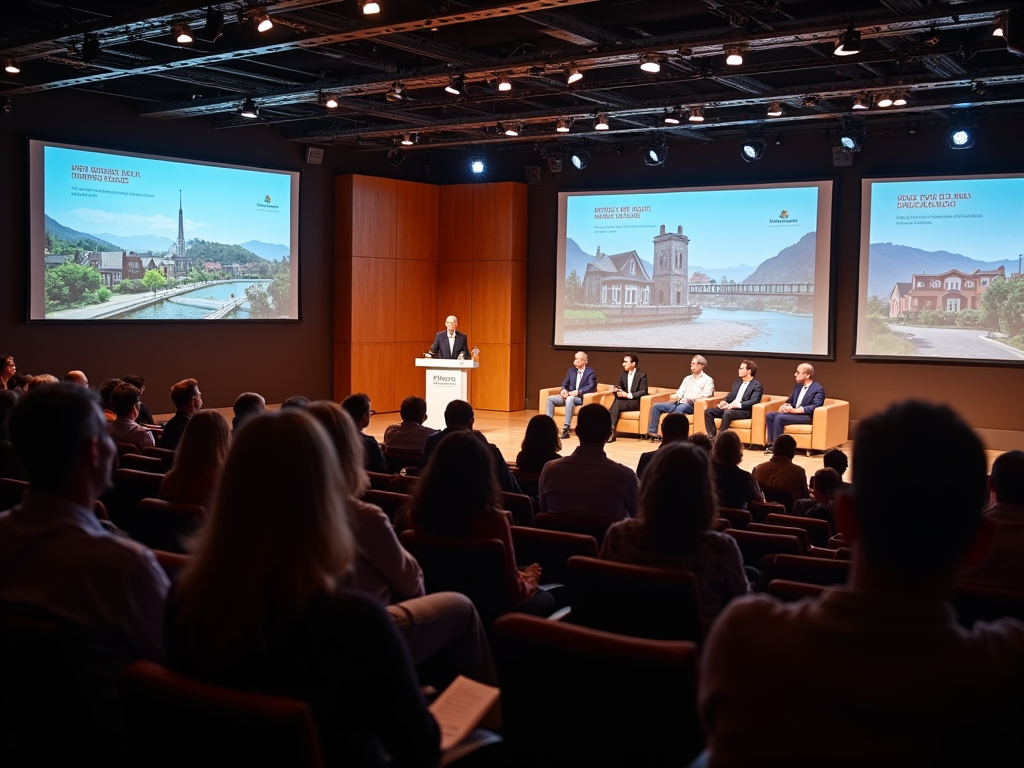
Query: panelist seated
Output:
[[647, 355, 715, 437], [764, 363, 825, 452], [545, 351, 597, 440], [703, 359, 763, 439]]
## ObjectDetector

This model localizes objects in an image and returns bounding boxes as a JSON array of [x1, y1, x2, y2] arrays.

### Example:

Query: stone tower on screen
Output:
[[652, 224, 689, 306]]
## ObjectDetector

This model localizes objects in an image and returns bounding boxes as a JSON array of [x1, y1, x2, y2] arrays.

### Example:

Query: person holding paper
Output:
[[427, 315, 471, 359]]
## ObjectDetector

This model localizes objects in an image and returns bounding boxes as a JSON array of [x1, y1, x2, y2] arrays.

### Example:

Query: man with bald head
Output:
[[62, 370, 89, 388], [764, 363, 825, 452], [427, 315, 471, 360]]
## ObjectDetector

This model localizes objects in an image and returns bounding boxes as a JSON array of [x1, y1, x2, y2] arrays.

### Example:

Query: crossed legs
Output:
[[546, 395, 583, 430]]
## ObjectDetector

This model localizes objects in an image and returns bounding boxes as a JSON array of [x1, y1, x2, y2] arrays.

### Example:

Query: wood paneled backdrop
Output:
[[334, 175, 526, 413]]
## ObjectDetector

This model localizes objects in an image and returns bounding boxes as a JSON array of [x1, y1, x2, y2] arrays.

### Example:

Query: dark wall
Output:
[[523, 115, 1024, 436]]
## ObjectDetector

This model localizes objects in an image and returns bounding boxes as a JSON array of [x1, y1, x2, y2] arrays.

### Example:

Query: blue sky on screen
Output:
[[869, 177, 1024, 261], [565, 185, 820, 268], [44, 145, 292, 246]]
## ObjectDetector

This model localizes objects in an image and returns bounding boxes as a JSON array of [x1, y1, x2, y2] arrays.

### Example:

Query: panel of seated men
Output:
[[536, 384, 614, 429], [652, 390, 729, 437], [595, 386, 677, 437], [695, 394, 788, 446]]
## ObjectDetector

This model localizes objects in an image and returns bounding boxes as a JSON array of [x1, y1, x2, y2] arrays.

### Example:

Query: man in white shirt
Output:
[[646, 355, 715, 437]]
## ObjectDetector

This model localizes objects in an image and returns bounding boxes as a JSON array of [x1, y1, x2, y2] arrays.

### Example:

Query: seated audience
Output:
[[421, 400, 520, 493], [0, 384, 169, 661], [27, 374, 59, 390], [959, 449, 1024, 590], [794, 448, 850, 515], [6, 372, 29, 392], [802, 467, 842, 532], [601, 442, 749, 628], [383, 396, 436, 454], [0, 389, 27, 480], [0, 353, 15, 389], [61, 370, 89, 388], [751, 433, 808, 503], [306, 401, 495, 684], [159, 410, 231, 508], [341, 393, 390, 475], [122, 374, 155, 425], [410, 430, 551, 615], [165, 409, 440, 768], [231, 391, 266, 435], [689, 432, 713, 454], [636, 412, 689, 479], [108, 382, 156, 450], [98, 378, 122, 422], [538, 403, 638, 519], [711, 430, 763, 510], [515, 414, 562, 472], [158, 378, 202, 451], [700, 401, 1024, 766], [281, 395, 311, 409]]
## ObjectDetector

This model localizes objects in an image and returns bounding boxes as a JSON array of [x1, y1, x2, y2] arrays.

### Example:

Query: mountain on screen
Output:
[[45, 216, 120, 251], [743, 231, 816, 284], [565, 237, 756, 283], [866, 243, 1018, 299], [238, 240, 290, 260], [90, 233, 173, 252]]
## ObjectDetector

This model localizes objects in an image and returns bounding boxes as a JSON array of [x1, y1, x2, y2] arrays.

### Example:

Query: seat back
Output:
[[142, 446, 177, 471], [765, 578, 826, 602], [510, 527, 597, 584], [119, 453, 167, 473], [535, 512, 616, 548], [717, 506, 752, 530], [765, 512, 832, 547], [501, 491, 535, 527], [398, 529, 516, 626], [491, 613, 703, 768], [101, 468, 166, 536], [361, 489, 410, 523], [118, 660, 324, 768], [764, 553, 850, 586], [381, 443, 423, 474], [760, 484, 796, 514], [565, 556, 703, 642], [509, 466, 541, 498], [748, 522, 808, 554], [747, 499, 786, 523], [724, 528, 803, 569], [136, 498, 207, 553]]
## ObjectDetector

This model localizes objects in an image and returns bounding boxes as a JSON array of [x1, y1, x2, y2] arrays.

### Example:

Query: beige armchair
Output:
[[537, 384, 615, 430], [694, 394, 789, 447], [594, 386, 677, 439], [643, 389, 729, 438], [779, 398, 850, 452]]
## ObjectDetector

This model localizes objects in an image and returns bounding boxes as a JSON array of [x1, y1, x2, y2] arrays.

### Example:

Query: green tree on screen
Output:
[[142, 269, 167, 293]]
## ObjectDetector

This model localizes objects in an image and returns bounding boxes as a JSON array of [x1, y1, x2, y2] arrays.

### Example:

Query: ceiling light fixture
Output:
[[664, 108, 681, 125], [802, 95, 818, 107], [3, 58, 20, 74], [948, 114, 975, 149], [639, 53, 661, 73], [839, 120, 865, 152], [173, 24, 194, 44], [240, 97, 259, 118], [741, 136, 766, 162], [401, 133, 415, 146], [504, 122, 520, 137], [594, 113, 609, 131], [445, 74, 465, 95], [252, 11, 273, 32], [892, 91, 908, 106], [688, 106, 705, 122], [852, 93, 870, 110], [725, 46, 743, 66], [324, 93, 338, 109], [876, 92, 893, 108], [498, 75, 512, 92], [570, 150, 591, 170], [556, 118, 570, 133], [204, 8, 225, 42], [469, 156, 485, 174], [767, 101, 782, 117], [644, 140, 668, 167], [386, 82, 405, 102], [565, 64, 583, 84], [834, 28, 861, 56], [360, 0, 381, 14], [992, 16, 1005, 37]]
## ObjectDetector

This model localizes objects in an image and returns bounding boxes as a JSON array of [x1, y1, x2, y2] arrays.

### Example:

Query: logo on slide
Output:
[[265, 195, 272, 203], [779, 210, 789, 218]]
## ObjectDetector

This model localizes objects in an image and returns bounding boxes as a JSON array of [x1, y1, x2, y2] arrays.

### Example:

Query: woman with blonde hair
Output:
[[601, 441, 749, 626], [158, 410, 231, 508], [165, 409, 439, 767]]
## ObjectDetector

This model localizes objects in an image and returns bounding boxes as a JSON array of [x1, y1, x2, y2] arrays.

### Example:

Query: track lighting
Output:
[[469, 156, 485, 174], [639, 54, 662, 73], [204, 8, 225, 42], [173, 24, 194, 44], [252, 11, 273, 32], [802, 95, 818, 107], [82, 33, 100, 63], [594, 113, 609, 131], [834, 28, 861, 56], [445, 74, 465, 95], [565, 64, 582, 84], [644, 141, 668, 167], [688, 106, 705, 123], [570, 150, 590, 170], [664, 108, 681, 125], [386, 82, 405, 102], [741, 136, 766, 162], [503, 122, 520, 137], [876, 92, 893, 108], [498, 75, 512, 92], [852, 93, 869, 110], [892, 91, 908, 106], [556, 118, 570, 133], [360, 0, 381, 14], [767, 102, 782, 117], [839, 120, 864, 152], [317, 91, 339, 109], [401, 133, 415, 146], [240, 97, 259, 118], [993, 16, 1005, 37], [725, 46, 743, 66], [3, 59, 20, 74]]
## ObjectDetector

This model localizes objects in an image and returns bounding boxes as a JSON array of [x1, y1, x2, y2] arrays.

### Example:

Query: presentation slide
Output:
[[856, 174, 1024, 363], [555, 181, 834, 358], [28, 140, 300, 321]]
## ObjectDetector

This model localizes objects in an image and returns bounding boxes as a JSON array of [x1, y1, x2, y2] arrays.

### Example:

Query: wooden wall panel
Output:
[[510, 260, 527, 345], [393, 342, 429, 406], [351, 176, 397, 259], [438, 185, 475, 261], [472, 183, 517, 261], [436, 261, 473, 344], [350, 343, 396, 412], [509, 343, 526, 410], [397, 181, 439, 261], [351, 258, 396, 343], [333, 342, 351, 402], [334, 176, 355, 262], [472, 261, 512, 344], [395, 260, 439, 342], [472, 343, 510, 411]]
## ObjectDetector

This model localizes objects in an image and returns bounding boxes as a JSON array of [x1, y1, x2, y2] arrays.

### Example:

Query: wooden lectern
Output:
[[415, 358, 479, 429]]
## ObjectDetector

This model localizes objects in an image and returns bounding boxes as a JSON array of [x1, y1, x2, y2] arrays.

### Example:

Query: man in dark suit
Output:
[[427, 315, 471, 359], [607, 353, 648, 443], [764, 363, 825, 451], [545, 351, 597, 440], [704, 359, 764, 439]]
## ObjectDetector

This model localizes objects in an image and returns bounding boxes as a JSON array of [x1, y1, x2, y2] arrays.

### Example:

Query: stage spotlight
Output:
[[993, 16, 1005, 37], [204, 8, 225, 42], [644, 142, 668, 167], [547, 154, 564, 173], [503, 122, 520, 137], [82, 33, 100, 63], [3, 59, 20, 74], [317, 91, 339, 109], [639, 53, 661, 73], [664, 108, 681, 125], [445, 74, 465, 95], [741, 136, 766, 162], [834, 28, 861, 56], [725, 46, 743, 66], [565, 64, 582, 84], [556, 117, 570, 133], [387, 148, 405, 167], [570, 150, 590, 170], [594, 113, 609, 131], [688, 106, 705, 122], [253, 11, 273, 32], [767, 101, 782, 117], [386, 82, 405, 102], [174, 24, 194, 44], [240, 97, 259, 118], [839, 124, 864, 151], [892, 91, 908, 106], [360, 0, 381, 14], [948, 123, 974, 149], [852, 93, 869, 110], [469, 156, 485, 174], [498, 74, 512, 92], [876, 92, 893, 108], [401, 133, 415, 146]]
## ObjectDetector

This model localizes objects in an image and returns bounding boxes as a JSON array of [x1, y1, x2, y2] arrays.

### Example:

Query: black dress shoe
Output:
[[560, 427, 571, 439], [607, 434, 617, 443], [764, 445, 774, 454]]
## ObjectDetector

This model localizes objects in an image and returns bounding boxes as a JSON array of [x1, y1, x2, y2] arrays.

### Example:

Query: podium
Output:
[[415, 358, 479, 430]]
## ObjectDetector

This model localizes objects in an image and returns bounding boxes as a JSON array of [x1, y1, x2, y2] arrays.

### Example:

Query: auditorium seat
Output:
[[491, 613, 703, 768], [765, 578, 825, 602], [101, 468, 166, 537], [361, 489, 410, 524], [717, 507, 752, 530], [747, 522, 808, 554], [951, 583, 1024, 628], [759, 484, 796, 514], [501, 491, 535, 527], [381, 443, 422, 474], [760, 553, 850, 586], [535, 512, 616, 548], [762, 397, 851, 452], [594, 386, 676, 439], [119, 453, 168, 473], [142, 446, 177, 471], [765, 513, 832, 547], [510, 526, 598, 584], [135, 498, 206, 553], [725, 528, 803, 570], [748, 499, 786, 524], [537, 384, 615, 431]]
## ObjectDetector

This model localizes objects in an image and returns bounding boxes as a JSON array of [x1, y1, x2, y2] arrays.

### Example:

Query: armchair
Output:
[[781, 397, 850, 452], [594, 386, 675, 438], [694, 394, 789, 446], [537, 384, 614, 430]]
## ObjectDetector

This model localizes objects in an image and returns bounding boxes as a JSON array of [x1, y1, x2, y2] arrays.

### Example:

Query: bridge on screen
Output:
[[689, 282, 814, 297]]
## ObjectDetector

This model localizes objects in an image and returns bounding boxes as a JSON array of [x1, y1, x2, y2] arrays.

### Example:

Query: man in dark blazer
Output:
[[764, 363, 826, 451], [607, 353, 648, 443], [427, 315, 471, 359], [545, 351, 597, 439], [704, 359, 764, 438]]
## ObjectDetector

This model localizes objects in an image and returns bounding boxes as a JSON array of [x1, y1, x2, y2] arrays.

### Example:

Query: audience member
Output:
[[515, 414, 562, 472], [108, 382, 156, 450], [62, 370, 89, 388], [751, 434, 808, 503], [601, 442, 749, 628], [0, 354, 15, 389], [27, 374, 59, 391], [122, 374, 154, 425], [0, 384, 169, 661], [689, 432, 713, 454], [700, 400, 1024, 766], [410, 430, 551, 615], [98, 378, 122, 422], [538, 403, 638, 519], [6, 372, 29, 392], [636, 412, 690, 479], [794, 448, 851, 515], [383, 396, 436, 453], [281, 395, 311, 409], [802, 467, 842, 532], [341, 393, 390, 475], [166, 409, 440, 768], [306, 401, 496, 684], [711, 430, 763, 510], [231, 391, 266, 434], [158, 378, 202, 451], [959, 450, 1024, 590], [0, 389, 27, 480], [421, 400, 520, 493], [159, 410, 231, 508]]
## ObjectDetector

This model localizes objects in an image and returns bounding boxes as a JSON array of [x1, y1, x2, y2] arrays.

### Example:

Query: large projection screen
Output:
[[28, 139, 300, 321], [555, 180, 834, 358], [855, 174, 1024, 364]]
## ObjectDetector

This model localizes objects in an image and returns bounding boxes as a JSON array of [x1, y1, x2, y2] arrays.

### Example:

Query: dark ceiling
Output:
[[3, 0, 1023, 161]]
